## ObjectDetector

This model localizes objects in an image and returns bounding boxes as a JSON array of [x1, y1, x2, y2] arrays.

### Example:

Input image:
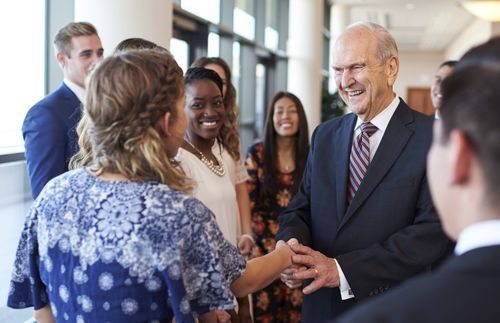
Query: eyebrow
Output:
[[79, 48, 104, 56]]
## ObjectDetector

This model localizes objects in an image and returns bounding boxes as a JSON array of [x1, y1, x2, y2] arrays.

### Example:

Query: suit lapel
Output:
[[338, 101, 415, 230], [335, 114, 357, 220]]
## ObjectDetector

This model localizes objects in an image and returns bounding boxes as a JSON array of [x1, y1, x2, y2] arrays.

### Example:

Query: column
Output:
[[74, 0, 174, 54], [287, 0, 323, 135]]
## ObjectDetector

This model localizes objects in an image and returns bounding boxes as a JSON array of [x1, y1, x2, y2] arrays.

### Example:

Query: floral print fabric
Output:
[[245, 142, 303, 322], [8, 168, 245, 323]]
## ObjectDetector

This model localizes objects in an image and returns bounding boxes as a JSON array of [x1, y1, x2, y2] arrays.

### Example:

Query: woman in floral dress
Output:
[[7, 51, 295, 323], [246, 92, 310, 322]]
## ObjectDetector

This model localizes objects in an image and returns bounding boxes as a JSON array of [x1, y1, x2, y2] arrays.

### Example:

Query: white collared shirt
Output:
[[63, 78, 85, 103], [338, 95, 400, 300], [352, 96, 400, 161], [455, 220, 500, 255]]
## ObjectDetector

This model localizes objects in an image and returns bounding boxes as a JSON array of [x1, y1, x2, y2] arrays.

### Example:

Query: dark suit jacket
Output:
[[23, 83, 81, 199], [336, 245, 500, 323], [276, 100, 450, 322]]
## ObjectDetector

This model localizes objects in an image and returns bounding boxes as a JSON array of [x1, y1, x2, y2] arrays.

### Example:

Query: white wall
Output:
[[445, 18, 491, 60], [395, 51, 444, 101], [75, 0, 173, 55]]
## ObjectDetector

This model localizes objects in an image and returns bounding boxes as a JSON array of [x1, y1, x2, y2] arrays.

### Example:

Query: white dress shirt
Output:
[[337, 95, 400, 300], [64, 78, 85, 103], [455, 219, 500, 255]]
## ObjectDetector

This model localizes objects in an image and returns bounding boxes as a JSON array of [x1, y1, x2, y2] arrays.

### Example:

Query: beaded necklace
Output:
[[184, 139, 226, 177]]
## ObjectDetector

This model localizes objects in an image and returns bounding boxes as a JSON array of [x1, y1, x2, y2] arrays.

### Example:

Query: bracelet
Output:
[[240, 233, 255, 244]]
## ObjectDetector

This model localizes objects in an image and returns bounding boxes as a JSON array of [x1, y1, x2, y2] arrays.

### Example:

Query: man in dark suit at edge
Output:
[[276, 21, 450, 321], [23, 22, 103, 198], [336, 37, 500, 323]]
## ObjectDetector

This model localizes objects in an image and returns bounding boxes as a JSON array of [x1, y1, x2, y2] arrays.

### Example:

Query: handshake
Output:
[[277, 238, 341, 295]]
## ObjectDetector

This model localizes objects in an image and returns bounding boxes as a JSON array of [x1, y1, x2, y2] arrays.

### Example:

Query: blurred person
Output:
[[245, 91, 309, 322], [178, 66, 254, 322], [191, 57, 253, 256], [336, 37, 500, 323], [430, 60, 457, 117], [114, 37, 169, 53], [7, 50, 295, 323], [276, 22, 450, 321], [191, 57, 254, 323], [23, 22, 103, 199]]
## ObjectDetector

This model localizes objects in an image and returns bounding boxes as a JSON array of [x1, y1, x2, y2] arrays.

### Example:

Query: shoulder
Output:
[[246, 141, 263, 158]]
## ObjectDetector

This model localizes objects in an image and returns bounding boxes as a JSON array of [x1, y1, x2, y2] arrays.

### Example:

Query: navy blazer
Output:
[[276, 100, 450, 321], [23, 83, 81, 199], [336, 245, 500, 323]]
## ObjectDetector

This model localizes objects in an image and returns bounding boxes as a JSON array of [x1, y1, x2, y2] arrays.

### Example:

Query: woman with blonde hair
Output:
[[8, 50, 294, 323]]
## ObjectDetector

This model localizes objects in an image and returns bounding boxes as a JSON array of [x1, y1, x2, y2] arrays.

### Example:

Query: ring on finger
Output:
[[313, 268, 319, 276]]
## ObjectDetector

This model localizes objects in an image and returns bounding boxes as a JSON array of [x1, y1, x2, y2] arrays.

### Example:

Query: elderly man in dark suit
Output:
[[23, 22, 103, 199], [276, 22, 450, 322], [336, 36, 500, 323]]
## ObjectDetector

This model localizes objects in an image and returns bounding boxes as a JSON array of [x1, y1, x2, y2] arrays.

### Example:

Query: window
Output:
[[234, 0, 255, 40], [0, 1, 46, 156], [170, 38, 189, 73], [181, 0, 220, 24], [207, 32, 220, 57]]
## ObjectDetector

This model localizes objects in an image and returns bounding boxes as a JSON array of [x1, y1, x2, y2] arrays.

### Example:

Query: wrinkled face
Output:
[[273, 96, 300, 138], [427, 121, 457, 239], [165, 95, 187, 158], [185, 80, 225, 141], [332, 28, 397, 121], [204, 63, 228, 98], [431, 65, 454, 109], [60, 34, 104, 88]]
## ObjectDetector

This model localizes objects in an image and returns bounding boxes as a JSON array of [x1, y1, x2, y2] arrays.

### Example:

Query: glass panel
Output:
[[232, 42, 241, 105], [207, 32, 220, 57], [234, 0, 255, 40], [170, 38, 189, 73], [265, 0, 279, 50], [265, 27, 279, 50], [0, 0, 45, 155], [181, 0, 220, 23], [255, 64, 266, 138]]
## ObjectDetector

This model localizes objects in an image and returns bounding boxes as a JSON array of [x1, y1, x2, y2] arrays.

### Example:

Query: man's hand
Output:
[[289, 243, 340, 294]]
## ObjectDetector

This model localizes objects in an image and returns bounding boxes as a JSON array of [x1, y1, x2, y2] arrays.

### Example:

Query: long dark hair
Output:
[[262, 91, 309, 197]]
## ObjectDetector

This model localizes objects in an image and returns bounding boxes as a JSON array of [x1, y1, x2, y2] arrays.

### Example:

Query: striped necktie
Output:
[[347, 122, 378, 203]]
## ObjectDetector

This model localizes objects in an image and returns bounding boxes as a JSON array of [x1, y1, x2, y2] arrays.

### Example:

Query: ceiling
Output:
[[333, 0, 476, 52]]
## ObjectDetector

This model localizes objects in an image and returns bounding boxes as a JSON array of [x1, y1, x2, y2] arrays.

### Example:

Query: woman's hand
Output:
[[238, 234, 255, 256]]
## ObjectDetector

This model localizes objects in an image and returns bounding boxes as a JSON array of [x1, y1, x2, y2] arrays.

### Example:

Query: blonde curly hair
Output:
[[70, 50, 191, 193]]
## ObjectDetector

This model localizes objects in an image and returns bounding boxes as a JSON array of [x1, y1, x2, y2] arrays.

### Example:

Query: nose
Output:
[[341, 69, 355, 89]]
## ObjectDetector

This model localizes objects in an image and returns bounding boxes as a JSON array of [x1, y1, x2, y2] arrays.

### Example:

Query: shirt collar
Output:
[[454, 219, 500, 255], [63, 78, 85, 102], [354, 96, 400, 132]]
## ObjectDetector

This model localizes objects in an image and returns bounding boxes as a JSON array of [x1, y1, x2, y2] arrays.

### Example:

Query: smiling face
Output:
[[332, 27, 398, 121], [184, 80, 225, 142], [58, 34, 104, 88], [273, 96, 299, 138], [431, 65, 454, 109]]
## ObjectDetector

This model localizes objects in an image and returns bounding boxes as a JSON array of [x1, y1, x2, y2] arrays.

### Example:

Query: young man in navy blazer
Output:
[[23, 22, 103, 198], [276, 22, 450, 321], [336, 37, 500, 323]]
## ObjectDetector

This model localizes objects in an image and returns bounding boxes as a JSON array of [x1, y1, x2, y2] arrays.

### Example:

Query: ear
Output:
[[449, 129, 474, 185], [386, 56, 399, 87], [56, 52, 67, 69], [156, 112, 172, 136]]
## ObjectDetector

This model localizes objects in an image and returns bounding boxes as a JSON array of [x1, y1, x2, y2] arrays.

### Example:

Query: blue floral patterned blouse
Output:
[[7, 168, 246, 323]]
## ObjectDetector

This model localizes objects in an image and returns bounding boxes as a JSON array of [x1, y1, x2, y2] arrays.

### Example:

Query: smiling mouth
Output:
[[201, 120, 218, 128], [348, 90, 364, 97]]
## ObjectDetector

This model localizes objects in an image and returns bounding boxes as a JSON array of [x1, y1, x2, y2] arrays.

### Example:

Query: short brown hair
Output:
[[54, 21, 99, 57]]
